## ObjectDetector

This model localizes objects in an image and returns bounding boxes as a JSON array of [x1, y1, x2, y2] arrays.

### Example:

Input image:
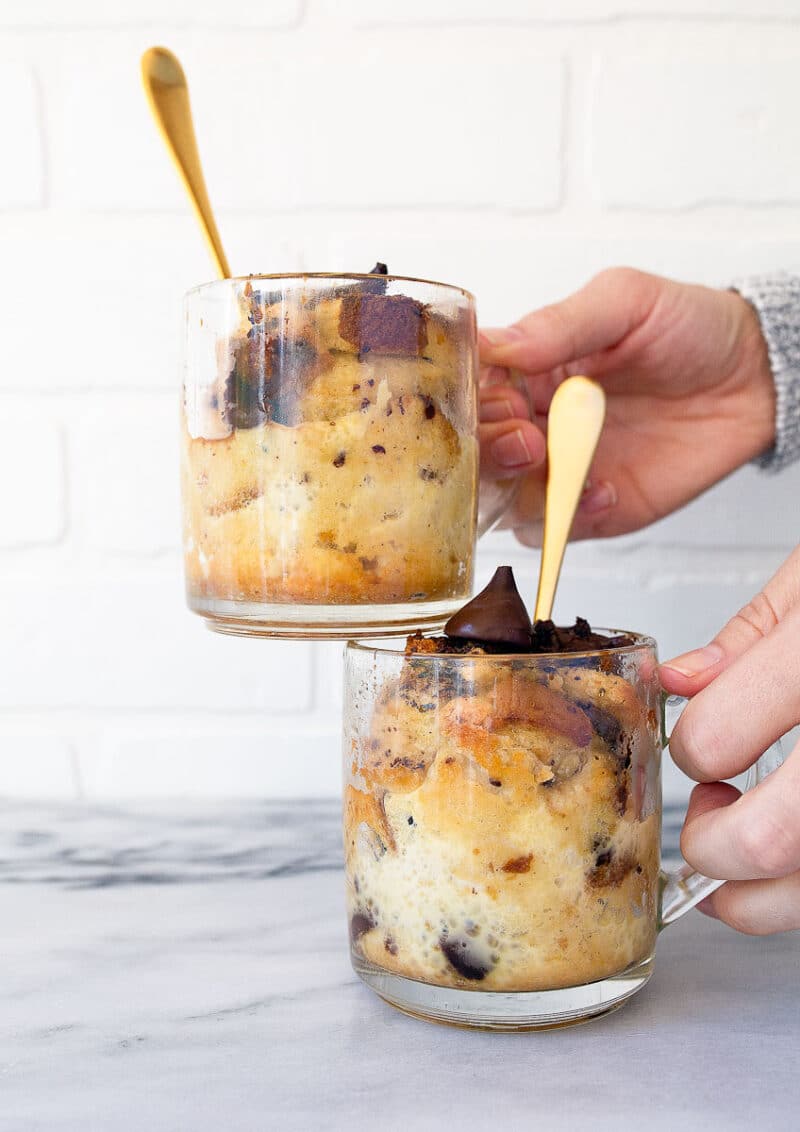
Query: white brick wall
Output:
[[592, 57, 800, 207], [0, 63, 43, 207], [0, 405, 66, 546], [2, 1, 800, 805]]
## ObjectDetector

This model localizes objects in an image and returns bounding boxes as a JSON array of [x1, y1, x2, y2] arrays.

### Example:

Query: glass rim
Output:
[[184, 272, 475, 303], [346, 630, 657, 661]]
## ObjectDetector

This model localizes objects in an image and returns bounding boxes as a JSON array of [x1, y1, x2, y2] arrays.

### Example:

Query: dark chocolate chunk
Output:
[[338, 292, 427, 356], [408, 612, 636, 656], [361, 262, 389, 296], [224, 331, 316, 429], [444, 566, 532, 650], [223, 367, 266, 430], [349, 912, 375, 943], [440, 935, 492, 981], [577, 701, 623, 748], [531, 619, 558, 652], [530, 617, 634, 654], [333, 451, 346, 467], [371, 444, 386, 454]]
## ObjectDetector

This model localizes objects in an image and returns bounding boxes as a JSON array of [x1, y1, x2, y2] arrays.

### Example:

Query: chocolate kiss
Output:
[[444, 566, 532, 649]]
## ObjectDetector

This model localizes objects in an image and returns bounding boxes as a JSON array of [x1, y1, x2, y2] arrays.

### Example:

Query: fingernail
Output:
[[480, 398, 516, 423], [661, 644, 724, 678], [579, 480, 617, 514], [480, 327, 523, 348], [491, 428, 533, 468]]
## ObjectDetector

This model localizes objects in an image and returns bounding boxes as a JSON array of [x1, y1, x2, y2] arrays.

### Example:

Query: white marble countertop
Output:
[[1, 800, 797, 1131]]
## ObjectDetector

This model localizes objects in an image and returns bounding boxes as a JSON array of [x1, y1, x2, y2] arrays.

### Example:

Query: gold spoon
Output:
[[534, 376, 606, 622], [140, 46, 231, 279]]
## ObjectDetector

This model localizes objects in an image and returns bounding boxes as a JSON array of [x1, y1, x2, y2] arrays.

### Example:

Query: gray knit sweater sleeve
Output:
[[733, 273, 800, 473]]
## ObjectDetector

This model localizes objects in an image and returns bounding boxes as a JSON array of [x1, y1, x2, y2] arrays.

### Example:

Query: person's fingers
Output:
[[682, 780, 741, 823], [479, 386, 530, 423], [501, 473, 546, 544], [479, 363, 511, 389], [499, 476, 618, 547], [666, 606, 800, 782], [479, 398, 515, 423], [679, 745, 800, 881], [697, 872, 800, 935], [479, 267, 661, 374], [479, 420, 545, 476], [659, 546, 800, 700], [576, 480, 618, 519], [513, 520, 544, 548]]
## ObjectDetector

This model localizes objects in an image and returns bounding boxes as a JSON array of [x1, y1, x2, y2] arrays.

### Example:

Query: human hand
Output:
[[479, 268, 776, 545], [659, 546, 800, 935]]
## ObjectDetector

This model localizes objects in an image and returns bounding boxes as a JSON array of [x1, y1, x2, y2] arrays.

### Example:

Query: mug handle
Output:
[[477, 475, 520, 538], [476, 367, 531, 537], [658, 693, 786, 929]]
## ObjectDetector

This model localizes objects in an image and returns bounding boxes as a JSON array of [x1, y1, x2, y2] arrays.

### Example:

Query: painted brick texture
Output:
[[2, 5, 799, 804]]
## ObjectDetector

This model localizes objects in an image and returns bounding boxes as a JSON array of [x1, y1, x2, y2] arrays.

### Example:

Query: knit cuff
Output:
[[733, 273, 800, 473]]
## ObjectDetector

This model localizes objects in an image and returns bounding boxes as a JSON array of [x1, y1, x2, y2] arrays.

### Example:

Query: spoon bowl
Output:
[[534, 376, 606, 623]]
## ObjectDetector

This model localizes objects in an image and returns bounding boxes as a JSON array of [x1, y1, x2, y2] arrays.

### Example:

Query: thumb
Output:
[[479, 267, 661, 374], [659, 546, 800, 697]]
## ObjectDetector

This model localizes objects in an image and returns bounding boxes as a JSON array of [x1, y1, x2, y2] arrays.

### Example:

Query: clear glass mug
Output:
[[342, 633, 784, 1031], [181, 273, 517, 639]]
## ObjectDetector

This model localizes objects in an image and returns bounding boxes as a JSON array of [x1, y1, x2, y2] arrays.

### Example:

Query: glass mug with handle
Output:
[[342, 631, 784, 1030], [181, 272, 520, 638]]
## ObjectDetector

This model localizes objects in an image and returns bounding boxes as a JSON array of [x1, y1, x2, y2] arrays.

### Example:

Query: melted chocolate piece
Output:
[[444, 566, 532, 650], [224, 331, 316, 429], [349, 912, 375, 943], [362, 261, 389, 296], [575, 701, 623, 748], [530, 617, 634, 654], [439, 936, 492, 981]]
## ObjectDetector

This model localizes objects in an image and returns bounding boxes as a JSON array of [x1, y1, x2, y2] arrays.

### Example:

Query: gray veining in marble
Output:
[[0, 800, 797, 1132]]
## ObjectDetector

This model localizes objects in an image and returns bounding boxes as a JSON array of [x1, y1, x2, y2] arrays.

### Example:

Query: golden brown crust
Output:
[[344, 784, 395, 853]]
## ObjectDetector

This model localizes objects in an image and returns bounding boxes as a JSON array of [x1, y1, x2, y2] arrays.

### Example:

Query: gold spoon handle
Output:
[[534, 376, 606, 623], [141, 46, 231, 279]]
